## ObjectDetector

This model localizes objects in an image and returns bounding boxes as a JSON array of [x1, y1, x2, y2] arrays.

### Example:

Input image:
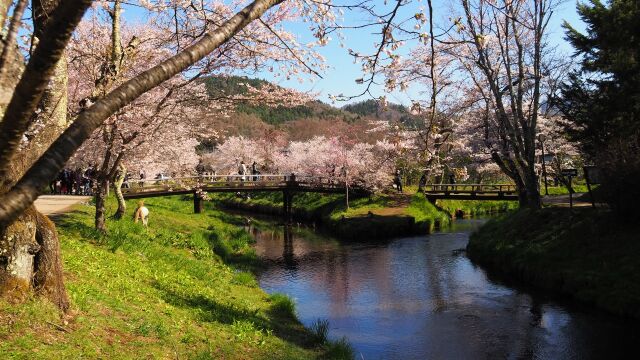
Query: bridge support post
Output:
[[194, 191, 203, 214], [283, 190, 294, 224]]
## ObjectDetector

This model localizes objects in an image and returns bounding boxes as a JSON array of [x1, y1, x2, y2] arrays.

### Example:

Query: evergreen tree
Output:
[[559, 0, 640, 156], [559, 0, 640, 216]]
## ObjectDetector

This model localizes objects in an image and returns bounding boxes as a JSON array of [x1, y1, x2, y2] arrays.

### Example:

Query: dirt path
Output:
[[34, 195, 91, 215], [364, 193, 412, 216], [542, 193, 597, 208]]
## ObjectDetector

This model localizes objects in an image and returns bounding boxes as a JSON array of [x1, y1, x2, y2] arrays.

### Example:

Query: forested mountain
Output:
[[201, 75, 422, 137], [202, 76, 353, 125]]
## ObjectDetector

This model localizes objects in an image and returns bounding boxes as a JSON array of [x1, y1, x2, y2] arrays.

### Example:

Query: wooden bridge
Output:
[[121, 175, 518, 219], [121, 174, 365, 219], [422, 184, 518, 201]]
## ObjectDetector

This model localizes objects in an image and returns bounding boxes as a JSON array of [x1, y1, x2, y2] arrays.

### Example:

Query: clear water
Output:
[[251, 219, 639, 360]]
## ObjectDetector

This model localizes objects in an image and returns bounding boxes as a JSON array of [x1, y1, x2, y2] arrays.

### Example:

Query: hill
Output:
[[202, 76, 354, 126], [199, 75, 424, 141]]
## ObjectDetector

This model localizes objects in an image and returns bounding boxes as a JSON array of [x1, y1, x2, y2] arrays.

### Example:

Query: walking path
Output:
[[542, 193, 598, 208], [34, 195, 91, 215]]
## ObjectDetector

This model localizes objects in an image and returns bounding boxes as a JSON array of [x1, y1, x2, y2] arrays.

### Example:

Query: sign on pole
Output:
[[560, 168, 578, 209]]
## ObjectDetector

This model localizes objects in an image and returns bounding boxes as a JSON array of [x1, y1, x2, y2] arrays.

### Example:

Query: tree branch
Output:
[[0, 0, 284, 226], [0, 0, 92, 183]]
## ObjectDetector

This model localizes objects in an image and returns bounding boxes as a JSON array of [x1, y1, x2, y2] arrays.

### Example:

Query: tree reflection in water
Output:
[[251, 219, 639, 359]]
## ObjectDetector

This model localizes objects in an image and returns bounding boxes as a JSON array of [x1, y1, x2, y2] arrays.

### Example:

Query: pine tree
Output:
[[559, 0, 640, 156], [559, 0, 640, 216]]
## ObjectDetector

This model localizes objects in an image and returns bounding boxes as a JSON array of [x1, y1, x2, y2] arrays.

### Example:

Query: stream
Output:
[[249, 218, 638, 359]]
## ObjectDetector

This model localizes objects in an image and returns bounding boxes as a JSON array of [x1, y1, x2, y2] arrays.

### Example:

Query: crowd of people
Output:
[[49, 166, 97, 195]]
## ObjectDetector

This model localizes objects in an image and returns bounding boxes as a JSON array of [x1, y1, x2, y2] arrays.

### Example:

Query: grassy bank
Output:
[[543, 184, 591, 195], [437, 199, 518, 217], [467, 208, 640, 318], [214, 192, 450, 240], [0, 196, 352, 359]]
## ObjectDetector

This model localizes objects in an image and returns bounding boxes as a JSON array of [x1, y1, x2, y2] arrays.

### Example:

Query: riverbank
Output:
[[0, 196, 352, 359], [214, 192, 451, 240], [436, 199, 518, 217], [467, 208, 640, 318]]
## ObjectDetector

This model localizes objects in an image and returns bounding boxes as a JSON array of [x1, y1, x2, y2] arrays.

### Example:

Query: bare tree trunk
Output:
[[0, 0, 11, 27], [456, 0, 552, 209], [94, 177, 109, 232], [113, 164, 126, 219], [0, 208, 39, 303], [524, 168, 541, 208]]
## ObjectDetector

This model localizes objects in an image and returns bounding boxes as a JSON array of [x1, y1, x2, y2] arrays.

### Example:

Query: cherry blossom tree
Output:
[[0, 0, 338, 307], [67, 1, 318, 231], [66, 7, 212, 230], [204, 135, 397, 192], [445, 0, 563, 207], [537, 115, 580, 189]]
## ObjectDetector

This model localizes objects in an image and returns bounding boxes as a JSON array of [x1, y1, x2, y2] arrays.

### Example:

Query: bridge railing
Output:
[[121, 174, 349, 194], [422, 184, 517, 194]]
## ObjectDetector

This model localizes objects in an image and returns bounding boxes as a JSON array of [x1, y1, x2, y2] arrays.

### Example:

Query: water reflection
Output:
[[251, 220, 639, 360]]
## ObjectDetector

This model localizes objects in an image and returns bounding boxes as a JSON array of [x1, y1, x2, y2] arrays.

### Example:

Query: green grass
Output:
[[0, 196, 348, 359], [540, 184, 598, 195], [543, 184, 591, 195], [406, 194, 451, 229], [437, 199, 519, 217], [468, 208, 640, 318], [215, 192, 452, 239], [328, 195, 393, 220]]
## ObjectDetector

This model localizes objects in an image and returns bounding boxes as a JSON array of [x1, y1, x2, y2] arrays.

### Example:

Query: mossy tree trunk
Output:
[[94, 176, 109, 232], [0, 206, 69, 310], [113, 164, 126, 219], [0, 0, 70, 311]]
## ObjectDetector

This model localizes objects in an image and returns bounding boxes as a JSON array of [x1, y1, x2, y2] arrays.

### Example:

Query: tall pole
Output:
[[345, 168, 349, 210], [539, 135, 549, 196], [569, 175, 573, 209]]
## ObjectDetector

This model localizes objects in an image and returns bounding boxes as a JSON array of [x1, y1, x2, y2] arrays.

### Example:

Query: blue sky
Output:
[[121, 0, 585, 107], [262, 1, 586, 106]]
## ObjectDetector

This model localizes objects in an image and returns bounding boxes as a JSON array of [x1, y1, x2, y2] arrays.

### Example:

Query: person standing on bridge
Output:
[[123, 172, 130, 189], [139, 169, 146, 188], [196, 160, 205, 177], [418, 172, 427, 193], [251, 161, 259, 181], [238, 161, 247, 182]]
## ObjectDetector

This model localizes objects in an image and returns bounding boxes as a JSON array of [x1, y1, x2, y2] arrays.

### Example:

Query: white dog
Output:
[[134, 200, 150, 227]]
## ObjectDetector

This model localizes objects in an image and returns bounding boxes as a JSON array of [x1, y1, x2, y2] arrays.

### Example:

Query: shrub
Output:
[[323, 337, 354, 360], [310, 318, 330, 344], [268, 293, 296, 318], [597, 138, 640, 219]]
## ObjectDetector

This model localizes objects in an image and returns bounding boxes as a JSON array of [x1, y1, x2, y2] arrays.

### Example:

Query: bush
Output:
[[310, 318, 330, 344], [268, 293, 296, 318], [597, 138, 640, 219], [323, 337, 354, 360]]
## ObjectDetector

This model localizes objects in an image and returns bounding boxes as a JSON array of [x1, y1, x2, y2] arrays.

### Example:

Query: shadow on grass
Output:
[[152, 281, 316, 350], [51, 212, 101, 241], [205, 225, 265, 272], [52, 211, 147, 253]]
